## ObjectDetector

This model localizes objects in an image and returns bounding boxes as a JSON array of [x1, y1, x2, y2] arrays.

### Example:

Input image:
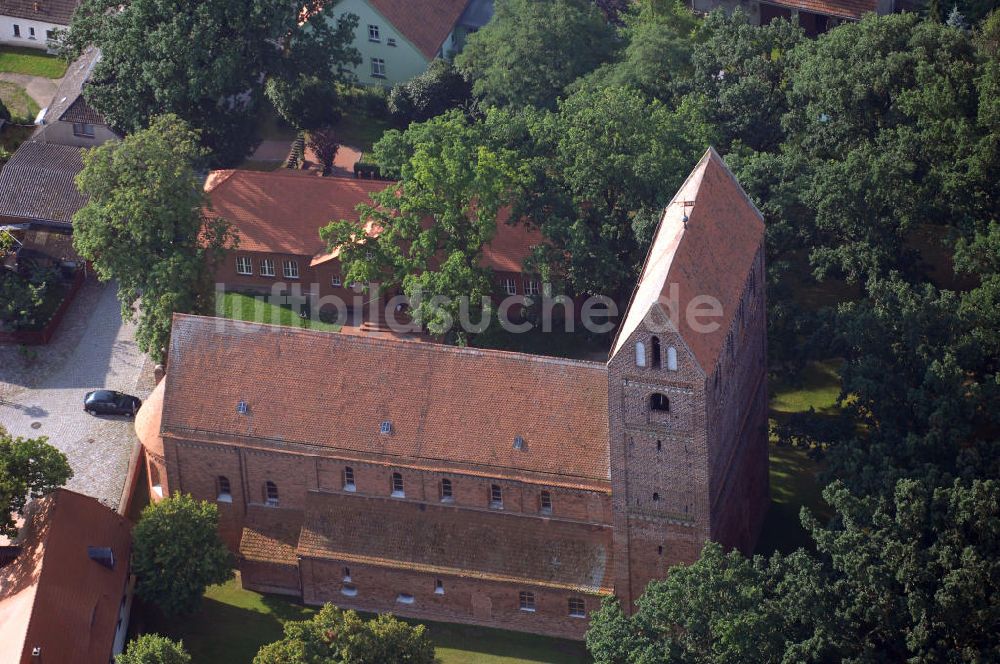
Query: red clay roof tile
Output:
[[367, 0, 470, 59]]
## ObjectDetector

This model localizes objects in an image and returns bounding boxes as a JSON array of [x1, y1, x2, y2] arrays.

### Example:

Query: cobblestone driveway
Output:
[[0, 278, 153, 508]]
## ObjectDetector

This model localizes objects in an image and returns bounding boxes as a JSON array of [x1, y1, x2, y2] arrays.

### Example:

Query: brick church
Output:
[[134, 148, 769, 640]]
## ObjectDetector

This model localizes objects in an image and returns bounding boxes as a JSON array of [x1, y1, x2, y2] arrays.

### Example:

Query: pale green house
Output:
[[330, 0, 493, 86]]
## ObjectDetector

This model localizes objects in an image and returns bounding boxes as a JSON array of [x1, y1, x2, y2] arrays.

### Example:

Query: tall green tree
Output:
[[73, 114, 236, 361], [116, 635, 191, 664], [253, 605, 435, 664], [0, 430, 72, 538], [62, 0, 360, 164], [455, 0, 617, 109], [321, 110, 525, 340], [387, 58, 471, 126], [587, 479, 1000, 663], [131, 493, 233, 617]]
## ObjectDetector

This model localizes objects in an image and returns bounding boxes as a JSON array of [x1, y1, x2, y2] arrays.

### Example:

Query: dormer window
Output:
[[380, 420, 392, 435]]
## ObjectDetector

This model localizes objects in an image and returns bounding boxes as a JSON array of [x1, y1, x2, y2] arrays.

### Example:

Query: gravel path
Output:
[[0, 278, 154, 508], [0, 71, 61, 110]]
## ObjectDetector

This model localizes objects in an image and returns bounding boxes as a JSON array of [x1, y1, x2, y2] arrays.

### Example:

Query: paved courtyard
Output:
[[0, 278, 153, 508]]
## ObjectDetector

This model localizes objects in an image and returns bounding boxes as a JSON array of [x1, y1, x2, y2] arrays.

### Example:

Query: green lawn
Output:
[[218, 292, 343, 332], [0, 81, 40, 123], [471, 323, 611, 362], [336, 110, 393, 153], [133, 577, 590, 664], [0, 45, 67, 78], [756, 359, 842, 554]]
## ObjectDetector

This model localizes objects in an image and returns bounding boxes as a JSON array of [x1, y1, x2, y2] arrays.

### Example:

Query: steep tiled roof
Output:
[[43, 48, 106, 127], [367, 0, 470, 59], [764, 0, 877, 20], [134, 379, 165, 457], [0, 0, 80, 25], [204, 168, 542, 274], [0, 489, 131, 664], [162, 314, 610, 488], [298, 492, 614, 593], [240, 506, 303, 566], [611, 147, 765, 372], [0, 141, 85, 225]]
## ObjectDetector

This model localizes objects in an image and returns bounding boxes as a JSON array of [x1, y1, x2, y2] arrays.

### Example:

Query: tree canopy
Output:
[[131, 493, 233, 617], [116, 635, 191, 664], [0, 429, 72, 538], [253, 604, 435, 664], [62, 0, 360, 164], [72, 114, 236, 361], [455, 0, 617, 110]]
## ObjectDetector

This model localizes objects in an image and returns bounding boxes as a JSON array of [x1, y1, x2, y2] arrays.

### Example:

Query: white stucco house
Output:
[[329, 0, 493, 86], [0, 0, 79, 50]]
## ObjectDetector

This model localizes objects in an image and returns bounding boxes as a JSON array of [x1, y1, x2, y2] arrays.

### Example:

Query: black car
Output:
[[84, 390, 142, 417]]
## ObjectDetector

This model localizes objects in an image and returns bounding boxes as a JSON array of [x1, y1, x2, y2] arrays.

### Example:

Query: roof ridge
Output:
[[172, 313, 608, 370]]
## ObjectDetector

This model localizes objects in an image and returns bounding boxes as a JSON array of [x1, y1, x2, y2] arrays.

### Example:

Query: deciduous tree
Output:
[[131, 493, 233, 617], [72, 114, 237, 361], [0, 430, 72, 538], [116, 635, 191, 664]]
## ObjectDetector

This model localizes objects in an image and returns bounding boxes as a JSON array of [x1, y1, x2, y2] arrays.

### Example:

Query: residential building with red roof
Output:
[[326, 0, 492, 86], [0, 489, 133, 664], [136, 148, 769, 639], [204, 168, 544, 318]]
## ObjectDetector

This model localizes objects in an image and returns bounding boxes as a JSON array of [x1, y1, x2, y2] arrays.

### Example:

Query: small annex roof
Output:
[[0, 489, 131, 664], [366, 0, 470, 59], [161, 314, 610, 489], [611, 147, 765, 373], [765, 0, 877, 20], [42, 47, 106, 127], [297, 491, 615, 593], [0, 141, 86, 225]]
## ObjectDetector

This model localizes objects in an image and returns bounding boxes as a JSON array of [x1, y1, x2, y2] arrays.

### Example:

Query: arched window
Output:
[[650, 393, 670, 411], [539, 491, 552, 515], [265, 481, 279, 507], [343, 466, 356, 491], [635, 341, 646, 367], [440, 478, 453, 502], [667, 346, 678, 371], [148, 461, 162, 498], [490, 484, 503, 509], [652, 492, 660, 502], [391, 472, 404, 497], [217, 476, 231, 502], [651, 336, 662, 368]]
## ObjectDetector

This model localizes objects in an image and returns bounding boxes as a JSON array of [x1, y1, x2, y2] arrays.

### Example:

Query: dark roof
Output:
[[0, 0, 81, 25], [367, 0, 470, 59], [0, 489, 132, 664], [297, 491, 614, 593], [764, 0, 877, 20], [43, 47, 106, 127], [0, 141, 86, 225], [162, 314, 611, 490]]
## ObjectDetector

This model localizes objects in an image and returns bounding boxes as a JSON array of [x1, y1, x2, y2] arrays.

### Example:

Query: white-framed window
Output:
[[331, 274, 342, 287], [260, 258, 275, 277], [523, 279, 540, 296], [396, 593, 415, 605], [264, 481, 279, 507], [236, 256, 253, 275], [667, 346, 678, 371], [391, 472, 404, 498], [568, 597, 586, 618], [13, 25, 20, 38], [28, 27, 35, 39], [217, 475, 232, 502], [490, 484, 503, 510], [72, 123, 95, 138], [519, 591, 535, 612], [440, 478, 453, 502], [539, 491, 552, 515], [283, 260, 299, 279], [343, 466, 356, 492], [502, 278, 517, 295], [371, 58, 386, 78], [387, 37, 397, 47], [368, 24, 380, 41], [435, 579, 444, 594]]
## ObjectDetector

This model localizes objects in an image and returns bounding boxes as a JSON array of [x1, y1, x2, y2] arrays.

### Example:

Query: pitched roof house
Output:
[[0, 489, 133, 664], [691, 0, 913, 36], [0, 0, 80, 50], [136, 148, 771, 639], [328, 0, 492, 85]]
